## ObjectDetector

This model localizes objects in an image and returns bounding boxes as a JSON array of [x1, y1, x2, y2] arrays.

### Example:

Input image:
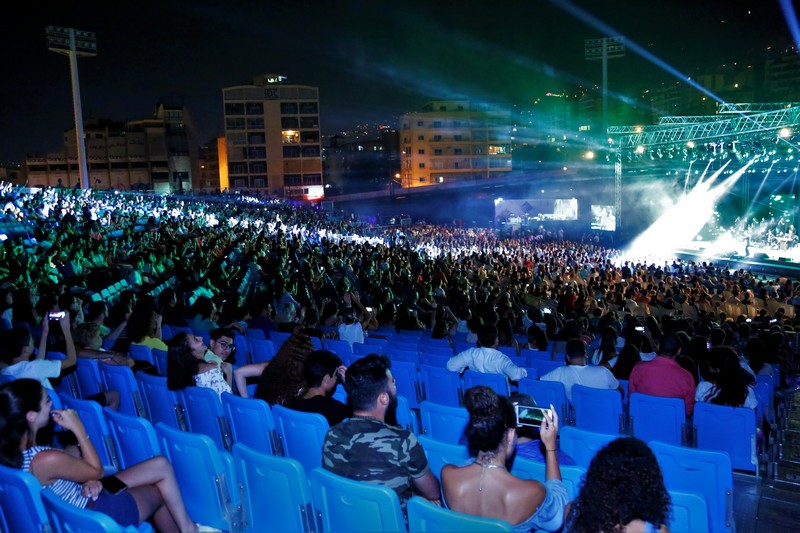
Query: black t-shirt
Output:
[[287, 394, 350, 427]]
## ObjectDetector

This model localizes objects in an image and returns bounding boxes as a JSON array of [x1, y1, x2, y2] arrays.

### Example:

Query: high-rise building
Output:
[[399, 100, 512, 189], [221, 74, 323, 199], [24, 103, 195, 192]]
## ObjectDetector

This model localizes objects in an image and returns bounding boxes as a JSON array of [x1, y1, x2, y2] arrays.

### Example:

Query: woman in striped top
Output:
[[0, 378, 198, 532]]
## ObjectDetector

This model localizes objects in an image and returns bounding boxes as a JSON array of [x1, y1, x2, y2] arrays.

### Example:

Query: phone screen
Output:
[[514, 404, 552, 427]]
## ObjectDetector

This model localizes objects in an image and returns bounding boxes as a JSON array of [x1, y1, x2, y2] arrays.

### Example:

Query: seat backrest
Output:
[[517, 379, 569, 424], [220, 392, 281, 456], [407, 495, 513, 532], [272, 404, 329, 475], [128, 344, 155, 366], [668, 489, 710, 533], [510, 456, 586, 501], [59, 394, 120, 474], [269, 331, 292, 351], [74, 358, 105, 398], [103, 407, 160, 470], [322, 338, 353, 358], [753, 381, 774, 425], [532, 359, 567, 377], [756, 373, 776, 393], [41, 487, 152, 532], [629, 392, 687, 446], [155, 422, 239, 531], [649, 440, 734, 533], [391, 359, 422, 408], [570, 384, 625, 435], [244, 328, 266, 341], [248, 338, 276, 364], [310, 467, 405, 533], [558, 426, 623, 469], [418, 352, 450, 368], [0, 464, 51, 533], [417, 435, 470, 481], [462, 369, 510, 397], [419, 364, 462, 407], [135, 371, 187, 431], [181, 386, 232, 452], [419, 401, 469, 445], [396, 394, 420, 435], [232, 443, 317, 533], [693, 402, 758, 473], [522, 348, 553, 364], [387, 347, 419, 364], [152, 348, 168, 376], [98, 362, 146, 418]]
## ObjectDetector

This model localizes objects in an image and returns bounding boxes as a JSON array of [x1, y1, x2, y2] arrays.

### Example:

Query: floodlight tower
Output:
[[585, 37, 625, 136], [46, 26, 97, 190]]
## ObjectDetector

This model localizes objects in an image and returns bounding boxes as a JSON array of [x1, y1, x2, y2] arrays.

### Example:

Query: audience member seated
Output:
[[446, 323, 528, 381], [166, 331, 232, 397], [540, 338, 623, 402], [252, 333, 314, 406], [287, 349, 350, 426]]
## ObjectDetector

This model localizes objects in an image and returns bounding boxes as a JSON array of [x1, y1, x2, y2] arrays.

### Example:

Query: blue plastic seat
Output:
[[59, 394, 120, 474], [160, 324, 174, 341], [244, 328, 266, 341], [103, 407, 160, 470], [407, 495, 513, 532], [74, 357, 105, 398], [396, 394, 420, 435], [41, 488, 153, 532], [649, 440, 734, 533], [570, 384, 626, 435], [248, 338, 276, 364], [532, 359, 567, 377], [310, 467, 405, 533], [128, 344, 156, 366], [517, 378, 569, 425], [152, 348, 168, 376], [181, 386, 233, 452], [419, 364, 462, 407], [154, 422, 241, 532], [558, 426, 624, 469], [391, 359, 422, 408], [417, 435, 470, 481], [462, 369, 510, 397], [98, 362, 147, 418], [232, 443, 318, 533], [230, 334, 252, 367], [272, 404, 329, 475], [693, 402, 760, 474], [522, 348, 553, 363], [668, 489, 710, 533], [629, 392, 687, 446], [418, 352, 451, 368], [269, 330, 292, 351], [322, 338, 353, 359], [419, 401, 469, 445], [387, 347, 419, 364], [221, 392, 281, 455], [363, 336, 389, 354], [0, 464, 51, 533], [510, 456, 586, 500], [135, 371, 187, 431]]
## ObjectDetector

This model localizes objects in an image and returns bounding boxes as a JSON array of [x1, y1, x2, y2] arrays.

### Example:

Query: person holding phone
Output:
[[0, 378, 198, 532], [441, 386, 568, 532]]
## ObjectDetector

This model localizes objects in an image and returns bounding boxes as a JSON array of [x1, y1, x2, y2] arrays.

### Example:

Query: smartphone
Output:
[[635, 326, 645, 332], [706, 341, 712, 350], [746, 318, 752, 323], [514, 404, 552, 428], [100, 475, 128, 495], [48, 311, 66, 320], [365, 307, 374, 313], [770, 318, 778, 324], [543, 308, 552, 314]]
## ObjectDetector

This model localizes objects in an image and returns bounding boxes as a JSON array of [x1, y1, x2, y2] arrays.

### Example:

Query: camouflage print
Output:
[[322, 416, 430, 512]]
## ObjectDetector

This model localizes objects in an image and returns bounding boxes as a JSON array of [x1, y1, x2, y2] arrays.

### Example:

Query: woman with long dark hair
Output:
[[166, 331, 231, 397], [0, 378, 197, 532], [253, 333, 315, 406], [564, 437, 670, 532], [695, 346, 758, 410]]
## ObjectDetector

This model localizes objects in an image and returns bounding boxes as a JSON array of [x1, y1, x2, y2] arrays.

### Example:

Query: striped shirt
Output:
[[22, 446, 89, 508]]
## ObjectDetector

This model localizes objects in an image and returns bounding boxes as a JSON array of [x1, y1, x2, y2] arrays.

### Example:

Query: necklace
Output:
[[474, 460, 506, 492]]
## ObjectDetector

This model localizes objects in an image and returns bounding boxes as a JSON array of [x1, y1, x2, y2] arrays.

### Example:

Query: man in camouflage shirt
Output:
[[322, 354, 440, 516]]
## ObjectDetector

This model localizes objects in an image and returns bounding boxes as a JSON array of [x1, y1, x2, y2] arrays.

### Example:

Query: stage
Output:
[[674, 241, 800, 279]]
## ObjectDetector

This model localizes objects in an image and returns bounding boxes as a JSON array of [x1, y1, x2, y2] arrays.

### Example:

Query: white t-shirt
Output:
[[446, 347, 527, 381], [540, 364, 620, 402], [695, 381, 758, 410], [2, 359, 62, 390], [337, 322, 365, 348]]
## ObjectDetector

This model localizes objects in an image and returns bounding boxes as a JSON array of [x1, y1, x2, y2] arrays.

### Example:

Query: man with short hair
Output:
[[540, 338, 622, 402], [446, 323, 527, 381], [288, 349, 349, 426], [628, 332, 696, 417], [322, 354, 440, 518]]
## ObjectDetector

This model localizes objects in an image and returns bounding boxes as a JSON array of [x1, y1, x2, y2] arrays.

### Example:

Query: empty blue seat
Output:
[[152, 348, 168, 376], [136, 371, 187, 431], [693, 402, 760, 474], [310, 467, 405, 533], [649, 440, 734, 533], [570, 384, 625, 435], [272, 404, 329, 475], [391, 359, 422, 409], [249, 338, 276, 364], [74, 357, 105, 398], [668, 489, 710, 533], [221, 392, 281, 455], [462, 369, 510, 397], [0, 464, 51, 533], [629, 392, 687, 446], [103, 407, 160, 470], [269, 331, 292, 351], [128, 344, 156, 366], [232, 443, 317, 533], [419, 364, 462, 407], [98, 362, 146, 418], [558, 426, 624, 469], [419, 401, 469, 445], [396, 394, 420, 435], [417, 434, 470, 481], [181, 386, 233, 452], [407, 496, 513, 532]]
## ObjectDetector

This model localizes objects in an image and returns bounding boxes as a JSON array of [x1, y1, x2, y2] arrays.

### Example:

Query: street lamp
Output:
[[46, 25, 97, 190]]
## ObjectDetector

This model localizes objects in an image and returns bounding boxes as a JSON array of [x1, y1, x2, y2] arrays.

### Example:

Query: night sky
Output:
[[2, 0, 794, 165]]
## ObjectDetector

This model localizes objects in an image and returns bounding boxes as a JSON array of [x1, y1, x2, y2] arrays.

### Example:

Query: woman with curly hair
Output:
[[441, 386, 568, 532], [166, 331, 232, 397], [564, 437, 670, 533], [253, 333, 314, 406]]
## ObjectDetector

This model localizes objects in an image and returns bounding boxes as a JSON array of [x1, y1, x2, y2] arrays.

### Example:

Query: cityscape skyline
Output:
[[2, 0, 795, 166]]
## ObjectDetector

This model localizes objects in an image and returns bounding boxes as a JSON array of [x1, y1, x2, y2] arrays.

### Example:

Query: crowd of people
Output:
[[0, 183, 798, 531]]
